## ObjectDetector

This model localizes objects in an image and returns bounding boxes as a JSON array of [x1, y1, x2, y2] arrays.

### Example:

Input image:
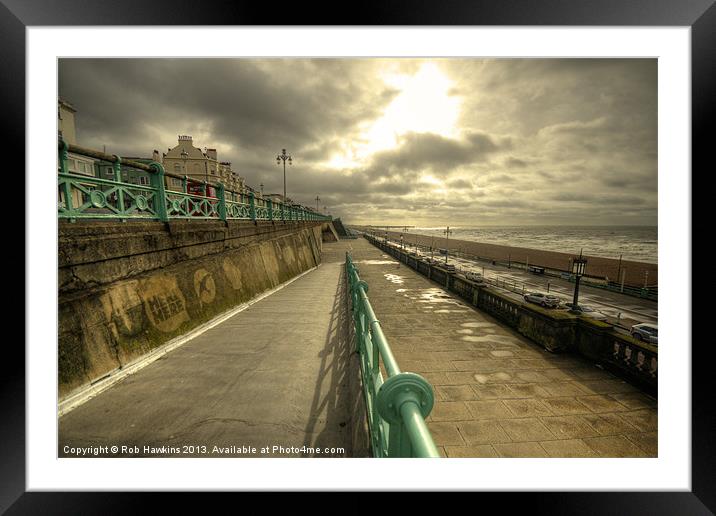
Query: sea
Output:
[[410, 226, 658, 264]]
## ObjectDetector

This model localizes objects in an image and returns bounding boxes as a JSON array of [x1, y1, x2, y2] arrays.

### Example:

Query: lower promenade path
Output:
[[348, 238, 657, 458], [59, 242, 357, 458]]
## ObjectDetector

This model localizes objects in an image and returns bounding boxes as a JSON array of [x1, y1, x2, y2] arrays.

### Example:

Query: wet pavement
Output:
[[346, 237, 657, 458], [383, 240, 658, 328]]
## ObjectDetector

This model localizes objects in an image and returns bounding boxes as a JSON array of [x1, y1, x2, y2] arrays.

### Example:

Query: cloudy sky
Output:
[[59, 58, 657, 226]]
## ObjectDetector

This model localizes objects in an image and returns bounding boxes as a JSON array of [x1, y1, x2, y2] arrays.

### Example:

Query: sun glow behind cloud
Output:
[[325, 62, 462, 169]]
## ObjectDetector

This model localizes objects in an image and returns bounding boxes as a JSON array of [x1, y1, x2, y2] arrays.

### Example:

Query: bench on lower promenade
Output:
[[345, 253, 440, 458]]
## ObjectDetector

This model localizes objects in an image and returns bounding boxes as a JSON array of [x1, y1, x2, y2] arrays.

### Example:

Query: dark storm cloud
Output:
[[59, 58, 397, 168], [366, 131, 506, 176], [59, 58, 657, 225]]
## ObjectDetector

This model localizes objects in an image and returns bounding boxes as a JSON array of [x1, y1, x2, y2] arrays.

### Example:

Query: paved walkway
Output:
[[59, 237, 658, 459], [348, 238, 657, 458], [59, 242, 357, 458]]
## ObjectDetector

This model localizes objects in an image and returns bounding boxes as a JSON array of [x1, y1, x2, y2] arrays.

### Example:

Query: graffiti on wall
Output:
[[140, 274, 189, 332], [98, 280, 143, 340], [194, 268, 216, 305]]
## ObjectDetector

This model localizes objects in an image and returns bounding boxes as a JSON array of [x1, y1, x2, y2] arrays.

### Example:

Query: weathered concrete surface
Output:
[[321, 221, 339, 242], [59, 221, 324, 398], [347, 238, 657, 458], [59, 241, 366, 457]]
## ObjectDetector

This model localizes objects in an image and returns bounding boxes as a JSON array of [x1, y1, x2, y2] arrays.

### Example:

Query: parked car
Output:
[[465, 271, 487, 286], [631, 323, 658, 344], [564, 303, 608, 321], [524, 292, 561, 308]]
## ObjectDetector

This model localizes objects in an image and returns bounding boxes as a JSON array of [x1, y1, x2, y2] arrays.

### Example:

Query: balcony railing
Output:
[[57, 140, 332, 223], [345, 252, 440, 458]]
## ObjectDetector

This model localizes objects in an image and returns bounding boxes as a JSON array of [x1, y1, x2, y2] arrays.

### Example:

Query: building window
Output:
[[171, 178, 183, 187], [138, 176, 149, 185], [174, 164, 182, 173], [68, 158, 94, 176]]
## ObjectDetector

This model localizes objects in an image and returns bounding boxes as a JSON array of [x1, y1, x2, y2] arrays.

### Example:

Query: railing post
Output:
[[217, 183, 227, 222], [113, 156, 126, 218], [182, 175, 188, 194], [268, 199, 273, 221], [58, 139, 69, 175], [249, 191, 256, 222], [58, 139, 74, 217], [149, 161, 169, 222]]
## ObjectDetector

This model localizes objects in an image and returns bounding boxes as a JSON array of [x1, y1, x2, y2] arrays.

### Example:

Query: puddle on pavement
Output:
[[457, 329, 474, 334], [473, 372, 512, 384], [417, 288, 465, 306], [384, 273, 405, 284], [357, 260, 397, 265], [461, 322, 497, 328], [461, 335, 519, 345]]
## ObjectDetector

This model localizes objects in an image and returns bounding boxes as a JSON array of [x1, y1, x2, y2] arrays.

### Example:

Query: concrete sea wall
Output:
[[58, 220, 324, 399]]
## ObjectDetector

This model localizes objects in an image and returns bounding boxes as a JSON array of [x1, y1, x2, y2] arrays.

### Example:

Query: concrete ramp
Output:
[[332, 218, 349, 237], [321, 221, 340, 242], [58, 241, 365, 458]]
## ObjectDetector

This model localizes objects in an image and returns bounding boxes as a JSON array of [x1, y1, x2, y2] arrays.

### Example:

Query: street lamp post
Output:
[[443, 226, 453, 264], [275, 148, 292, 202], [569, 249, 588, 313], [315, 195, 320, 212]]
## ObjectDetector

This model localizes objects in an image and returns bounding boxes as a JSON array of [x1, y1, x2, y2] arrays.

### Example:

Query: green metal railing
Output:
[[58, 140, 332, 223], [345, 253, 440, 458]]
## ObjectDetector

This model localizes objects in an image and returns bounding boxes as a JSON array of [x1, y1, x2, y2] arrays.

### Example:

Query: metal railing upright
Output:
[[345, 252, 440, 458]]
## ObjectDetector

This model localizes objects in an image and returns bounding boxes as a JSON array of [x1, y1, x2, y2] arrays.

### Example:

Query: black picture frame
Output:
[[5, 0, 709, 511]]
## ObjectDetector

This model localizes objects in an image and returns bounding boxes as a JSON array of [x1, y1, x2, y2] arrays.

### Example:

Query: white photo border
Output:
[[27, 26, 690, 491]]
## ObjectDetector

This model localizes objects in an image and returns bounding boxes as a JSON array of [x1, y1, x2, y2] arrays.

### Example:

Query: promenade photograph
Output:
[[57, 57, 657, 459]]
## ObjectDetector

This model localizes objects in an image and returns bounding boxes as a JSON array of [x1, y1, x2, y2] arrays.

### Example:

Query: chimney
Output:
[[178, 135, 193, 143], [206, 148, 217, 160]]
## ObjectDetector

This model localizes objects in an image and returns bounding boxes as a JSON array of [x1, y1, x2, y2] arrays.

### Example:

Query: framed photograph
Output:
[[7, 0, 710, 510]]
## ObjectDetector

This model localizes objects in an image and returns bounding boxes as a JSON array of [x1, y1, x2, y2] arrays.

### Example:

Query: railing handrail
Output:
[[58, 139, 331, 223], [345, 252, 440, 458]]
